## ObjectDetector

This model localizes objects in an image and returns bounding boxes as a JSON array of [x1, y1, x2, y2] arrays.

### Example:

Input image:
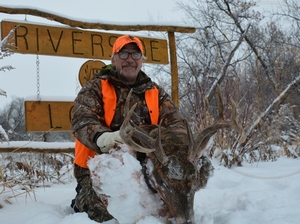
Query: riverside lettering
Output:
[[1, 20, 168, 64]]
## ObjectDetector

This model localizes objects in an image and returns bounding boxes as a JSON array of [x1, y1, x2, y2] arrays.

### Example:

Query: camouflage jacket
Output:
[[71, 64, 187, 154]]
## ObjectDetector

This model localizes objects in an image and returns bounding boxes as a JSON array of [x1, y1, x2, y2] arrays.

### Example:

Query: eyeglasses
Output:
[[117, 51, 143, 60]]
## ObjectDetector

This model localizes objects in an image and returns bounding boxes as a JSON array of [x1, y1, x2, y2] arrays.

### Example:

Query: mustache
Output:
[[122, 62, 137, 67]]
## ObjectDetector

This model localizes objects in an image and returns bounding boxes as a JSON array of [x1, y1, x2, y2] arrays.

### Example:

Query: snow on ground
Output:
[[88, 146, 165, 224], [0, 156, 300, 224]]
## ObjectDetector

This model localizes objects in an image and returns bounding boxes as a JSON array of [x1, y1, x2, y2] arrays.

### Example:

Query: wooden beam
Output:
[[168, 31, 179, 107], [0, 147, 74, 153], [0, 6, 196, 33]]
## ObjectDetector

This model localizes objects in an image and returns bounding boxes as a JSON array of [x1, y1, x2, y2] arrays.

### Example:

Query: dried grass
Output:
[[194, 101, 299, 168], [0, 152, 74, 206]]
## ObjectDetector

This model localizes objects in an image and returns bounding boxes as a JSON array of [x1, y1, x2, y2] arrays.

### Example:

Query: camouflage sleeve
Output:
[[71, 77, 110, 153], [156, 84, 188, 133]]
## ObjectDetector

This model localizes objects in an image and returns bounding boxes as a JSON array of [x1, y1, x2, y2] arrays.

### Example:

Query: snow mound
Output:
[[88, 145, 165, 224]]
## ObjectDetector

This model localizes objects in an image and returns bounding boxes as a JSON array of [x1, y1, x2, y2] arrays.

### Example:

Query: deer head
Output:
[[119, 87, 245, 224]]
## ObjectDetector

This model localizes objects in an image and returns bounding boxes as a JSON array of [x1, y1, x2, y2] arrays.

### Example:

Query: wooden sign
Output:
[[1, 20, 169, 64], [79, 60, 106, 86], [25, 100, 74, 132]]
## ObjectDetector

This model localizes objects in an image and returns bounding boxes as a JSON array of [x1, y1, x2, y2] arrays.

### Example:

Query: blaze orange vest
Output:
[[74, 79, 159, 168]]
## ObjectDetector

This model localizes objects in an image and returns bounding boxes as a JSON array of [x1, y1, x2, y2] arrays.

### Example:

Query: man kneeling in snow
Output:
[[70, 35, 187, 223]]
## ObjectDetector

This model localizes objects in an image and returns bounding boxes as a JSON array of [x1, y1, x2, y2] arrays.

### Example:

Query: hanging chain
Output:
[[36, 55, 41, 101]]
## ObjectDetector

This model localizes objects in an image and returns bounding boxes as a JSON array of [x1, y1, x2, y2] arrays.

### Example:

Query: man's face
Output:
[[111, 43, 143, 85]]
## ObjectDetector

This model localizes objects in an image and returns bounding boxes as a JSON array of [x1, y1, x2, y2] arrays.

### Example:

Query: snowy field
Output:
[[0, 155, 299, 224]]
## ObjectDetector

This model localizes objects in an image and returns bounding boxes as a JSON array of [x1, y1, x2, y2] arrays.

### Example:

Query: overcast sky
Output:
[[0, 0, 281, 108]]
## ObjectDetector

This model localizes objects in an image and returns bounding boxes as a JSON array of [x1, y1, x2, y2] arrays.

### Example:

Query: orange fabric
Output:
[[112, 35, 144, 55], [74, 139, 96, 168], [74, 80, 159, 168], [101, 79, 117, 126], [74, 80, 116, 168], [145, 87, 159, 125]]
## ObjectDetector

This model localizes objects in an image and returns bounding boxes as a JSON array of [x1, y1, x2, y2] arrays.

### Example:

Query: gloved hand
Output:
[[96, 131, 124, 152]]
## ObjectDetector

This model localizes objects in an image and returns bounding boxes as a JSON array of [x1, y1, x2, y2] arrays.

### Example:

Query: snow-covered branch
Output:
[[0, 5, 195, 33], [1, 25, 16, 98], [0, 89, 7, 97], [0, 125, 9, 143], [245, 74, 300, 139], [0, 65, 14, 72], [0, 25, 16, 59]]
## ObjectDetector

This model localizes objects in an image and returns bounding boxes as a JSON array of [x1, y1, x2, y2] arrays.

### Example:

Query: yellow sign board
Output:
[[1, 20, 169, 64], [25, 101, 74, 132], [78, 60, 106, 86]]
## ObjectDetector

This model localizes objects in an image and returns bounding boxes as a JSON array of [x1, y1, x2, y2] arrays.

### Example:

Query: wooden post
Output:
[[168, 31, 179, 107]]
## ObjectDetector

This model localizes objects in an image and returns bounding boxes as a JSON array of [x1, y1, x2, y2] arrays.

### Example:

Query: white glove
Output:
[[96, 131, 124, 152]]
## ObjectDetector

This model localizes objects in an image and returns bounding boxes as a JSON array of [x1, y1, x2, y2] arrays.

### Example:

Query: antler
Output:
[[119, 89, 155, 154], [188, 85, 246, 164], [119, 89, 169, 165], [131, 120, 169, 165]]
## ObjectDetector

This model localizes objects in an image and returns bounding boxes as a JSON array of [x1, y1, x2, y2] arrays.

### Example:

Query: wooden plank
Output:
[[1, 20, 169, 64], [25, 101, 74, 132], [0, 147, 74, 153]]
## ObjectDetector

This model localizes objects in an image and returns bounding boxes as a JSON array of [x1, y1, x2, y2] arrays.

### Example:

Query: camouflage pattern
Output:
[[71, 64, 187, 153], [72, 164, 113, 222], [71, 64, 187, 222]]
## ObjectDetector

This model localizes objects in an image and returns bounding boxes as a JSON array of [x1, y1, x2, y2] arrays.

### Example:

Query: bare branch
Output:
[[206, 24, 250, 101], [244, 74, 300, 144]]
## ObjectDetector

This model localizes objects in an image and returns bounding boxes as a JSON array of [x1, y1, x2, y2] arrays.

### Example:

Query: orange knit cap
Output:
[[112, 35, 144, 55]]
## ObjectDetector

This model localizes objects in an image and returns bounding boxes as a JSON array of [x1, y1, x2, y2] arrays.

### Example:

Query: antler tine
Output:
[[186, 120, 196, 163], [152, 119, 169, 165], [119, 88, 170, 164], [216, 85, 224, 120], [123, 88, 133, 118], [129, 119, 169, 165], [120, 102, 156, 153], [192, 85, 245, 162], [119, 89, 156, 153], [229, 97, 246, 144]]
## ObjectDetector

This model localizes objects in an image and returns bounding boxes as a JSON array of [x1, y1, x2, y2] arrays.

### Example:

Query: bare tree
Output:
[[171, 0, 300, 166], [176, 0, 261, 124], [0, 97, 27, 141]]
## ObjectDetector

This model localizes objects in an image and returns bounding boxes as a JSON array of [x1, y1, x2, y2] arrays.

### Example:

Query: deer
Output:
[[118, 86, 246, 224]]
